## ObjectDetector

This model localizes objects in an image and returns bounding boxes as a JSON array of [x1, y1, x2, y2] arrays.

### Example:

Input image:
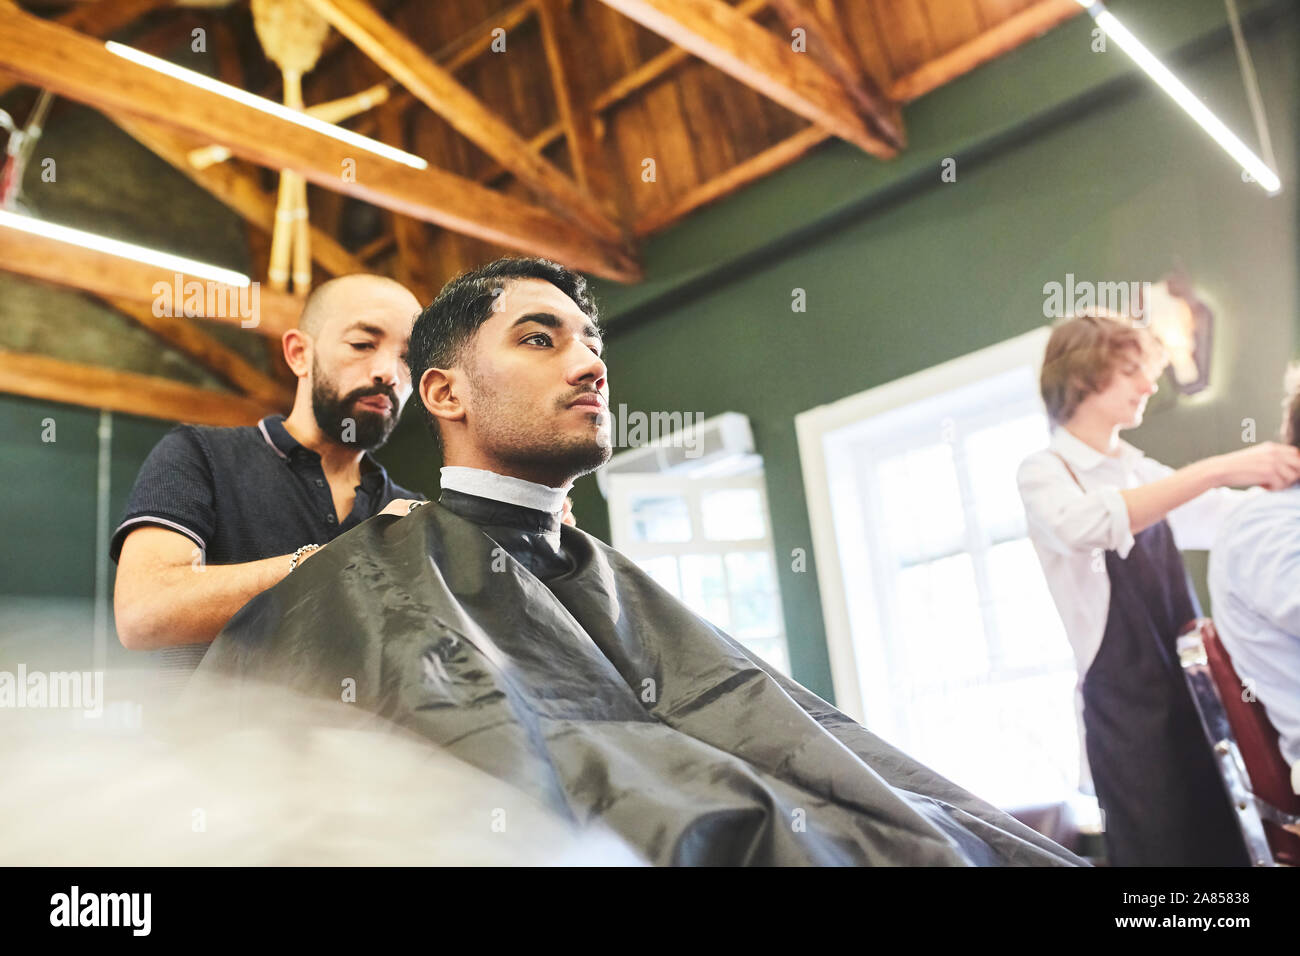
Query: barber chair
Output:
[[1177, 618, 1300, 866]]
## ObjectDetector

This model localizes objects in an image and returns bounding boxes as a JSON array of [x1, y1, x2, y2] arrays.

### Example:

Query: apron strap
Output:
[[1050, 451, 1086, 492]]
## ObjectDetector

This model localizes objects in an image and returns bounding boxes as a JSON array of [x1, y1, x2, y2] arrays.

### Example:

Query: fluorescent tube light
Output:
[[0, 209, 251, 286], [106, 41, 429, 171], [1077, 1, 1280, 194]]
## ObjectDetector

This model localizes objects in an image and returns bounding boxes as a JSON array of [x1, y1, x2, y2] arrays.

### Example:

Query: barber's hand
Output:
[[379, 498, 425, 517], [1214, 442, 1300, 490], [562, 497, 576, 527]]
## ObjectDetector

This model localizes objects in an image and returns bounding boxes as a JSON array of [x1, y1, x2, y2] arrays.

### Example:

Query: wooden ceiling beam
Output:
[[351, 0, 538, 135], [766, 0, 903, 147], [476, 0, 768, 187], [596, 0, 897, 158], [536, 0, 615, 205], [376, 109, 438, 304], [0, 219, 302, 338], [300, 0, 626, 243], [0, 348, 277, 427], [103, 295, 293, 408], [0, 5, 640, 281], [0, 0, 171, 99], [113, 115, 369, 279]]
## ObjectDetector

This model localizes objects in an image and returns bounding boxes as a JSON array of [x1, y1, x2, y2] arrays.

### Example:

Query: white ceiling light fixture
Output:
[[105, 41, 429, 171], [0, 209, 251, 286], [1075, 0, 1281, 195]]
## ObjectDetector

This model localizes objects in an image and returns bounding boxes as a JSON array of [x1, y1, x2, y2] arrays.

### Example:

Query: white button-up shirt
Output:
[[1208, 484, 1300, 793], [1017, 427, 1248, 678]]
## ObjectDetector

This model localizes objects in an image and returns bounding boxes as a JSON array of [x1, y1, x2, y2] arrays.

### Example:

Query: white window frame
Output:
[[793, 327, 1052, 728], [607, 471, 791, 674]]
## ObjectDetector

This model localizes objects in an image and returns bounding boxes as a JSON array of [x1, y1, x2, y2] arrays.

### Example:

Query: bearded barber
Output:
[[111, 274, 429, 676]]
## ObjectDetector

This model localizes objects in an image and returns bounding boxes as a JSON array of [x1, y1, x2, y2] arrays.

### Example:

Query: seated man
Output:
[[196, 257, 1083, 866], [1209, 365, 1300, 795]]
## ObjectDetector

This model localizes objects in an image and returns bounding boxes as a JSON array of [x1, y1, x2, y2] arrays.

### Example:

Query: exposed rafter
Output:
[[537, 0, 616, 206], [596, 0, 898, 158], [300, 0, 626, 243], [113, 114, 370, 280], [346, 0, 540, 135], [103, 295, 294, 408], [766, 0, 903, 146], [0, 4, 641, 281], [0, 349, 278, 427], [0, 0, 172, 100], [376, 108, 439, 303], [0, 219, 302, 338]]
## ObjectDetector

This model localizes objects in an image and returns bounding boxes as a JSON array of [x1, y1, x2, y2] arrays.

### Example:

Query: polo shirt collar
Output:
[[258, 414, 385, 485], [1049, 425, 1142, 472]]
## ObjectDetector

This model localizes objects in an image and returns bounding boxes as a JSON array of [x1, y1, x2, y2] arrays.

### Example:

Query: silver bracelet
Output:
[[406, 499, 428, 514], [289, 543, 320, 572]]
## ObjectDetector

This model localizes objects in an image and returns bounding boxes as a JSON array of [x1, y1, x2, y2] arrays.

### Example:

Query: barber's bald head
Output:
[[285, 274, 422, 451], [298, 274, 420, 340]]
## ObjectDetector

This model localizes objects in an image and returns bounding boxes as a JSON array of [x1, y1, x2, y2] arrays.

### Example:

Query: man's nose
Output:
[[370, 349, 404, 389], [570, 345, 607, 386]]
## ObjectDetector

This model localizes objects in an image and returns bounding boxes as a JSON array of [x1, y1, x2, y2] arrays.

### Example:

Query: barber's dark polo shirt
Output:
[[110, 413, 424, 566]]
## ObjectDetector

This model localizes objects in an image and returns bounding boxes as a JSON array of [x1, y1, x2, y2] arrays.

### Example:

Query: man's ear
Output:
[[282, 329, 312, 378], [419, 367, 467, 426]]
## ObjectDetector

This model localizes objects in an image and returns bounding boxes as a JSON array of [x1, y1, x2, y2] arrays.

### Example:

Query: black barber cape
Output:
[[197, 489, 1085, 866]]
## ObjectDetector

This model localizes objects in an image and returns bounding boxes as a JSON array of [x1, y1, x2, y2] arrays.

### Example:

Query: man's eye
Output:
[[523, 333, 553, 347], [351, 342, 376, 351]]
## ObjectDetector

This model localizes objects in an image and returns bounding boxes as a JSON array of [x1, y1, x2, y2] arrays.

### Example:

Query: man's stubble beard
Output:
[[466, 361, 612, 485], [310, 355, 400, 452]]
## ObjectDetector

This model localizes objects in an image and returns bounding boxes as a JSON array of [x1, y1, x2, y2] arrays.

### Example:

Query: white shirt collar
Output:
[[440, 466, 568, 515], [1049, 426, 1142, 472]]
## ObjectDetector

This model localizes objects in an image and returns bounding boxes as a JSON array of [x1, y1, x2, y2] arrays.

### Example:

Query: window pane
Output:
[[964, 414, 1050, 542], [985, 539, 1073, 670], [680, 554, 730, 628], [628, 494, 691, 543], [635, 555, 682, 600], [739, 637, 790, 677], [701, 488, 766, 540], [875, 444, 966, 564], [894, 553, 989, 684], [903, 671, 1080, 808], [725, 550, 780, 639]]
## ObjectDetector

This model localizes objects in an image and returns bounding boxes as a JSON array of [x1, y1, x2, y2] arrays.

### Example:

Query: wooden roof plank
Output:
[[889, 0, 1082, 102], [596, 0, 898, 159]]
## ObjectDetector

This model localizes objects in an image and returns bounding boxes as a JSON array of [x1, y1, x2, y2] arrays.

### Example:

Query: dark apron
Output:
[[1082, 518, 1249, 866]]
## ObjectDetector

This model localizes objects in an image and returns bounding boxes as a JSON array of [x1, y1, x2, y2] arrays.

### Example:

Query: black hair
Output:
[[407, 257, 600, 447]]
